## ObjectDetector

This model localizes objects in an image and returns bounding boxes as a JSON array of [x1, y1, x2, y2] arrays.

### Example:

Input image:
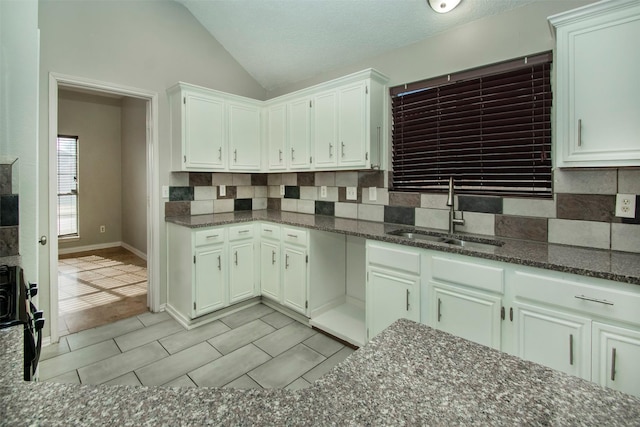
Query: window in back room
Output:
[[390, 52, 553, 198], [57, 135, 79, 238]]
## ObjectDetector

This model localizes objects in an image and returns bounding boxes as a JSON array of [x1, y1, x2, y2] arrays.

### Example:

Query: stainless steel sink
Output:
[[387, 229, 503, 249]]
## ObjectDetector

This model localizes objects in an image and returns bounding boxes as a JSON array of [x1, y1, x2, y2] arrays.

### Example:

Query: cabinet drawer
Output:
[[282, 227, 308, 246], [514, 271, 640, 326], [195, 228, 226, 247], [228, 224, 255, 241], [260, 223, 281, 240], [432, 256, 504, 294], [367, 242, 420, 275]]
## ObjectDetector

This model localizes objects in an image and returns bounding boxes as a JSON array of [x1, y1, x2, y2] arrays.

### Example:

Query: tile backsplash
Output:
[[165, 167, 640, 254], [0, 163, 19, 257]]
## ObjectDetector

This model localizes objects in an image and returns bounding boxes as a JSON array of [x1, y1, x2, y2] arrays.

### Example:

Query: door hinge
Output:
[[193, 255, 196, 264], [305, 255, 309, 263], [193, 302, 196, 310], [501, 306, 505, 321]]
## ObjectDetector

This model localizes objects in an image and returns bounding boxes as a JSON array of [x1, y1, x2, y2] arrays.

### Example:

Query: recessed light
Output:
[[428, 0, 462, 14]]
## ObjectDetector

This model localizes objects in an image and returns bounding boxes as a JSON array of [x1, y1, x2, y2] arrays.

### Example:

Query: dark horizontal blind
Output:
[[391, 53, 553, 197]]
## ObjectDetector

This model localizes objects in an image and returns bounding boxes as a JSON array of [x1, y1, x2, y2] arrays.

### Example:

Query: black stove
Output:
[[0, 265, 45, 381]]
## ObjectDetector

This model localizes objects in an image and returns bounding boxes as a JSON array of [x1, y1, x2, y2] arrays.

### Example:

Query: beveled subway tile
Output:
[[619, 168, 640, 194], [189, 344, 271, 387], [611, 223, 640, 253], [297, 172, 315, 186], [165, 201, 190, 217], [358, 170, 385, 188], [135, 342, 221, 386], [554, 168, 617, 195], [188, 172, 212, 187], [384, 206, 415, 226], [249, 344, 324, 389], [458, 195, 503, 214], [389, 192, 420, 207], [251, 173, 268, 186], [557, 194, 615, 222], [495, 215, 548, 242], [548, 219, 610, 249]]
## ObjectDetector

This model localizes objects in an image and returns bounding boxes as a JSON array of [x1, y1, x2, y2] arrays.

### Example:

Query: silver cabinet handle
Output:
[[329, 142, 333, 158], [611, 347, 617, 381], [285, 254, 290, 269], [239, 229, 250, 234], [406, 289, 410, 311], [569, 334, 574, 366], [577, 119, 582, 147], [206, 235, 219, 239], [341, 141, 345, 158], [291, 148, 295, 161], [217, 255, 221, 270], [272, 250, 276, 265], [278, 149, 282, 162], [234, 251, 238, 266], [574, 295, 614, 306], [264, 228, 272, 233], [437, 298, 442, 322], [234, 149, 237, 162], [287, 234, 298, 239], [218, 147, 222, 161]]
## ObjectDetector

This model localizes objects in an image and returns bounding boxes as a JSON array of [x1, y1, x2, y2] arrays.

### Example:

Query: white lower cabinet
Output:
[[282, 245, 307, 313], [228, 225, 258, 304], [592, 322, 640, 397], [194, 243, 226, 316], [366, 241, 420, 340], [513, 302, 591, 380], [259, 237, 281, 302]]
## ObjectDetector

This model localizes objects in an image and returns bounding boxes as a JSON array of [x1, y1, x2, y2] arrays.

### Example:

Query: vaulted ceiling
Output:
[[175, 0, 541, 91]]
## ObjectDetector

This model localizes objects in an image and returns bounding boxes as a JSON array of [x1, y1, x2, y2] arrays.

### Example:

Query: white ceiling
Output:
[[176, 0, 541, 91]]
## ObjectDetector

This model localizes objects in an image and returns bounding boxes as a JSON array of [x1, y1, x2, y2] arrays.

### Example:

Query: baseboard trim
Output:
[[121, 242, 147, 261], [58, 241, 122, 255]]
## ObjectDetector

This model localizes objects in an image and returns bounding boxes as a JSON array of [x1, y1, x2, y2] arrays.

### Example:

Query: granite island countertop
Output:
[[2, 320, 640, 425], [166, 210, 640, 286]]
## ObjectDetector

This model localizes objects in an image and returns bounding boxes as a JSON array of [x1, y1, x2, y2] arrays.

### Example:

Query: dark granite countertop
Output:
[[0, 256, 21, 267], [166, 210, 640, 286], [2, 320, 640, 425]]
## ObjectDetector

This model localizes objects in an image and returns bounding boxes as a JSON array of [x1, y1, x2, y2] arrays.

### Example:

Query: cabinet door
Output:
[[260, 240, 281, 302], [338, 82, 367, 168], [431, 282, 502, 350], [367, 267, 419, 340], [229, 240, 256, 303], [184, 94, 225, 170], [267, 104, 287, 170], [194, 245, 225, 316], [313, 90, 338, 168], [282, 245, 307, 313], [288, 98, 312, 170], [592, 322, 640, 398], [228, 101, 261, 171], [514, 302, 591, 379]]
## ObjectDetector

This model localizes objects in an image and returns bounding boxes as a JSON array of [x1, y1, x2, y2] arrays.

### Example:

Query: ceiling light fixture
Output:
[[428, 0, 462, 14]]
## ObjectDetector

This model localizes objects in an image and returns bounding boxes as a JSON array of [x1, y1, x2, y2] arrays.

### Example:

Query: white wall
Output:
[[58, 90, 123, 250], [0, 0, 39, 283], [267, 1, 593, 98], [121, 97, 147, 257], [38, 0, 266, 336]]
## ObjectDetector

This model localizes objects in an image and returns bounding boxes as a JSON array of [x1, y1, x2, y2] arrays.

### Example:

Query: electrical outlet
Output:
[[615, 194, 636, 218], [280, 185, 285, 196], [369, 187, 377, 201], [219, 185, 226, 197], [162, 185, 169, 198], [320, 186, 327, 198], [100, 225, 106, 233], [346, 187, 357, 200]]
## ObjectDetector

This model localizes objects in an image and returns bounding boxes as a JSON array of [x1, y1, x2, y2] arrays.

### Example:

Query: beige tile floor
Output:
[[58, 247, 148, 335], [40, 304, 354, 390]]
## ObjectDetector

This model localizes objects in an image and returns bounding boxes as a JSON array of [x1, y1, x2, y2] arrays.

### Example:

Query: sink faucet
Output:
[[446, 177, 465, 234]]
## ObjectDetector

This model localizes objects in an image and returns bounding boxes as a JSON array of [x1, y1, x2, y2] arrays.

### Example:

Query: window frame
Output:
[[57, 135, 80, 239], [390, 52, 553, 198]]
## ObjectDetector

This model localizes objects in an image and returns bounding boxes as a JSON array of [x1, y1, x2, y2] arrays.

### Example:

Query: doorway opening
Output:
[[48, 73, 160, 343]]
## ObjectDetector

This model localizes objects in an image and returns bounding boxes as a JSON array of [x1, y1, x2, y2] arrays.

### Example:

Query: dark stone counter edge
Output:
[[165, 211, 640, 286]]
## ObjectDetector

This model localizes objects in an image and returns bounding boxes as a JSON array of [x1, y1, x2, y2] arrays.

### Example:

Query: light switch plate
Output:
[[369, 187, 377, 201], [219, 185, 226, 197], [162, 185, 169, 198], [615, 193, 636, 218], [346, 187, 357, 200], [320, 186, 327, 198]]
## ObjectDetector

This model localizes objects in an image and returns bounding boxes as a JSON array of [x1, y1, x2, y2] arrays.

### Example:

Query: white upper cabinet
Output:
[[313, 90, 339, 168], [169, 85, 226, 171], [288, 98, 313, 170], [550, 0, 640, 167], [228, 100, 261, 171], [337, 82, 368, 168], [266, 103, 287, 170]]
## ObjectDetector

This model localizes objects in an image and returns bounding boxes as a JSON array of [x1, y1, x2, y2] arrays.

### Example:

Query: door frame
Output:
[[48, 72, 160, 343]]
